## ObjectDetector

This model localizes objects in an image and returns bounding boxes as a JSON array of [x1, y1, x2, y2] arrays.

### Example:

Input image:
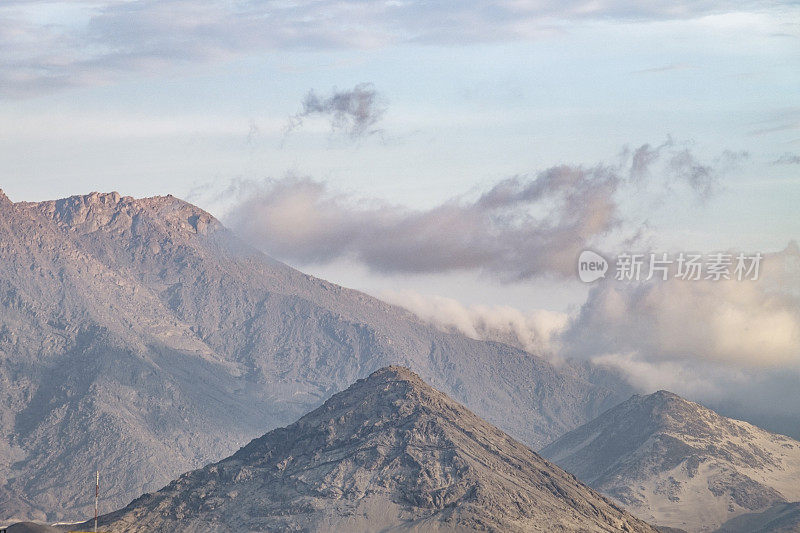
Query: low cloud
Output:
[[383, 242, 800, 437], [285, 83, 386, 140], [562, 242, 800, 368], [379, 289, 568, 356], [225, 142, 741, 280]]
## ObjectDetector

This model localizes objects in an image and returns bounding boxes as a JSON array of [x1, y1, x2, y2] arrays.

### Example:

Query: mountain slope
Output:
[[540, 391, 800, 532], [91, 367, 658, 532], [0, 190, 629, 522], [715, 502, 800, 533]]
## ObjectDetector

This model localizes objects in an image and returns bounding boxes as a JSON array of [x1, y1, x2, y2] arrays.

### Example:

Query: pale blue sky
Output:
[[1, 1, 798, 307]]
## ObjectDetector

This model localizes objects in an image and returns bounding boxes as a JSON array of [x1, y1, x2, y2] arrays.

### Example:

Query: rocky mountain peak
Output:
[[93, 366, 657, 532], [621, 390, 703, 429], [369, 364, 425, 383]]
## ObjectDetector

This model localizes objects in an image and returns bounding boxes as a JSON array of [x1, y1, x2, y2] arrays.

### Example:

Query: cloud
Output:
[[562, 242, 800, 369], [623, 139, 748, 200], [773, 152, 800, 165], [225, 166, 622, 280], [379, 289, 568, 356], [224, 142, 741, 280], [632, 63, 696, 75], [1, 0, 796, 97], [381, 242, 800, 437], [285, 83, 386, 140]]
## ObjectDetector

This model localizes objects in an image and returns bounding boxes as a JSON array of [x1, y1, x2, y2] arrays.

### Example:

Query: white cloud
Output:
[[379, 289, 568, 356], [381, 242, 800, 436], [564, 242, 800, 368]]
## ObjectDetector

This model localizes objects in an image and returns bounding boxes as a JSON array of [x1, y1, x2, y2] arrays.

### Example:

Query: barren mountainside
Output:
[[0, 190, 629, 523], [716, 502, 800, 533], [540, 391, 800, 532], [92, 367, 659, 533]]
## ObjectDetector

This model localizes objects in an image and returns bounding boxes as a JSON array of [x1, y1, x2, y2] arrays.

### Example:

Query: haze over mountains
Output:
[[90, 366, 659, 533], [0, 190, 630, 523], [541, 391, 800, 532]]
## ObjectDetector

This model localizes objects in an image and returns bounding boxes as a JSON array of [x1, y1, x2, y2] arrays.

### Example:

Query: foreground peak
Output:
[[93, 369, 656, 532]]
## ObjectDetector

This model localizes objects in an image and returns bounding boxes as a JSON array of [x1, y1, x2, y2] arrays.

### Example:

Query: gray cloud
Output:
[[624, 140, 671, 181], [1, 0, 795, 97], [286, 84, 386, 140], [225, 165, 622, 280], [622, 139, 748, 199], [668, 148, 717, 199], [224, 142, 737, 280]]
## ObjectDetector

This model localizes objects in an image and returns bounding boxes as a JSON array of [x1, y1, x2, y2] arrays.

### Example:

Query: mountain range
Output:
[[0, 190, 630, 523]]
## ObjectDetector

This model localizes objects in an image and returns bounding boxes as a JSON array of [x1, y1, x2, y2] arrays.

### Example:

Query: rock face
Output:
[[540, 391, 800, 532], [92, 367, 659, 533], [0, 192, 629, 523]]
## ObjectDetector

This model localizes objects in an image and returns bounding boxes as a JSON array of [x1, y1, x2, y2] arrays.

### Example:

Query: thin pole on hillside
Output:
[[94, 470, 99, 533]]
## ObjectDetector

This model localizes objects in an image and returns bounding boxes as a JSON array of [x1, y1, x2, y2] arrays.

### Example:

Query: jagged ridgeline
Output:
[[0, 191, 630, 522]]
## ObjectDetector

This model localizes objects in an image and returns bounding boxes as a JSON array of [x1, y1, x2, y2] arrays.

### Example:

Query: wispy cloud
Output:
[[747, 109, 800, 136], [285, 83, 387, 140], [632, 63, 696, 75], [379, 289, 568, 356], [1, 0, 796, 97]]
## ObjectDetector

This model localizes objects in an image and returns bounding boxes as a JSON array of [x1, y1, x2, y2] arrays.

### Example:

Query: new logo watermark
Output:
[[577, 250, 609, 283], [578, 251, 762, 283]]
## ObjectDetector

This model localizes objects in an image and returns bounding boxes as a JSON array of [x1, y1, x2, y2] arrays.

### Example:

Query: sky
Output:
[[1, 0, 799, 434]]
